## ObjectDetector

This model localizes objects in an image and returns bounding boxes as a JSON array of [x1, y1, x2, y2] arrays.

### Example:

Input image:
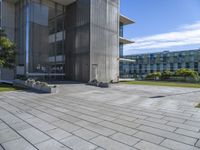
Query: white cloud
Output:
[[125, 21, 200, 52]]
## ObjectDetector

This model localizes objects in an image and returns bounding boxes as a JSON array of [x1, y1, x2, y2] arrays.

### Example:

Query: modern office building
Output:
[[0, 0, 133, 83], [119, 15, 134, 78], [121, 49, 200, 78]]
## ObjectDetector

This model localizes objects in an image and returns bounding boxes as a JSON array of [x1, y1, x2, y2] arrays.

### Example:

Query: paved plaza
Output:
[[0, 83, 200, 150]]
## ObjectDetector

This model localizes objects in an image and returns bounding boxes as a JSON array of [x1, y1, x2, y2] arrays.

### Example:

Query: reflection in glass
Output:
[[16, 0, 65, 80]]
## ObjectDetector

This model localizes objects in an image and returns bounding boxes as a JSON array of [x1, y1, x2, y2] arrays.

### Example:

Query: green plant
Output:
[[0, 29, 16, 68], [35, 81, 41, 85], [196, 103, 200, 108], [175, 68, 199, 81], [161, 71, 173, 80], [146, 72, 161, 80], [40, 82, 49, 87], [0, 83, 22, 92], [25, 79, 35, 85], [17, 75, 28, 81]]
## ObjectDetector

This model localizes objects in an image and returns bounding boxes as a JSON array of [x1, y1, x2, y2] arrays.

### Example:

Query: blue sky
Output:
[[120, 0, 200, 55]]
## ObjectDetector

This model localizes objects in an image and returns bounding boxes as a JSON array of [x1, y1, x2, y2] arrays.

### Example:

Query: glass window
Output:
[[119, 23, 123, 37], [0, 0, 2, 27], [119, 44, 123, 57], [56, 17, 64, 33], [194, 62, 198, 71], [186, 63, 190, 69], [157, 64, 160, 72], [16, 0, 65, 79], [56, 41, 63, 55], [178, 63, 181, 69], [170, 63, 173, 71]]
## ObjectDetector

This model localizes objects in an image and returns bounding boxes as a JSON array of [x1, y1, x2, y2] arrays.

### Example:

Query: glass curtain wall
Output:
[[16, 0, 65, 80], [0, 0, 2, 27]]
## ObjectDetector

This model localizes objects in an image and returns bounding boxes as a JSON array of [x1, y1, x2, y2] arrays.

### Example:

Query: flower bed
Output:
[[14, 79, 57, 93]]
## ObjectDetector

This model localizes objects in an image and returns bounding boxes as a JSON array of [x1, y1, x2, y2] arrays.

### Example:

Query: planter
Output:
[[13, 79, 26, 88], [41, 86, 57, 93], [13, 79, 57, 93]]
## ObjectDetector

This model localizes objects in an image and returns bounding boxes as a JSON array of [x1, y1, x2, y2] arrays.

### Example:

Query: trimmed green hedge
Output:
[[145, 69, 200, 83]]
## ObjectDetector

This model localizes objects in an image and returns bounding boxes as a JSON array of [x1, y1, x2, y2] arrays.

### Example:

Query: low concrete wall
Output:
[[0, 68, 14, 80], [14, 80, 57, 93]]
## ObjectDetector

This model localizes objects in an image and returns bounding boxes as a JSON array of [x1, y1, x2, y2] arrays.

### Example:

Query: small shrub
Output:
[[35, 81, 41, 86], [175, 68, 198, 79], [25, 79, 35, 85], [40, 82, 49, 87], [146, 72, 161, 80], [161, 71, 173, 80], [17, 75, 28, 81], [195, 103, 200, 108]]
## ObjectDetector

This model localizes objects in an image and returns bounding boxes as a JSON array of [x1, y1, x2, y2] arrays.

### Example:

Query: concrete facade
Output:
[[90, 0, 119, 83], [1, 0, 129, 83]]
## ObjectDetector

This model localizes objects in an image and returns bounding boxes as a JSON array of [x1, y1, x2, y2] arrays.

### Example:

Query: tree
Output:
[[175, 68, 199, 80], [161, 71, 173, 80], [0, 29, 16, 68], [146, 72, 161, 80]]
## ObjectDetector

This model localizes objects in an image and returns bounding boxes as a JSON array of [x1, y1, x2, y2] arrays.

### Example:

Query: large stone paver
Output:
[[135, 141, 170, 150], [52, 120, 81, 132], [161, 139, 200, 150], [75, 120, 116, 136], [60, 136, 97, 150], [0, 128, 20, 144], [0, 123, 9, 130], [98, 121, 138, 135], [35, 139, 70, 150], [0, 145, 4, 150], [18, 128, 50, 144], [138, 125, 197, 145], [196, 140, 200, 148], [133, 131, 164, 144], [111, 132, 140, 146], [46, 128, 72, 140], [91, 136, 137, 150], [73, 128, 99, 140], [0, 83, 200, 150], [2, 138, 37, 150]]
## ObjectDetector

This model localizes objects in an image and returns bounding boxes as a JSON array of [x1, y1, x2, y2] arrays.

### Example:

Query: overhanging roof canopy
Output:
[[120, 15, 135, 25], [120, 37, 134, 45], [120, 58, 135, 62], [51, 0, 76, 5]]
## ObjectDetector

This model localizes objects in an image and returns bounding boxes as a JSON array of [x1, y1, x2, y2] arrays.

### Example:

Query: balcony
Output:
[[120, 15, 135, 25], [120, 37, 134, 45]]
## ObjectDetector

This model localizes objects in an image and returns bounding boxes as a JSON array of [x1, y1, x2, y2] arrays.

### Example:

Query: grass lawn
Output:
[[0, 83, 22, 92], [196, 103, 200, 108], [120, 80, 200, 88]]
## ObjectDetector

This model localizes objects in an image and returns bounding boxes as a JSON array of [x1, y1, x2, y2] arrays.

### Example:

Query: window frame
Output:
[[0, 0, 2, 28]]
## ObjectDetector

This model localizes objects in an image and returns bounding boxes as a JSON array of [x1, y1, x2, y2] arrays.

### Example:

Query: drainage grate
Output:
[[150, 95, 165, 98]]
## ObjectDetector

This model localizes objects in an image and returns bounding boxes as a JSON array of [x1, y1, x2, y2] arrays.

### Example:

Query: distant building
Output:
[[121, 49, 200, 78]]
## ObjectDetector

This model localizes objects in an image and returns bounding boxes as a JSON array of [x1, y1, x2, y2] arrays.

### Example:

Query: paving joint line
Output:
[[0, 106, 73, 150], [0, 118, 39, 150], [0, 103, 106, 150]]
